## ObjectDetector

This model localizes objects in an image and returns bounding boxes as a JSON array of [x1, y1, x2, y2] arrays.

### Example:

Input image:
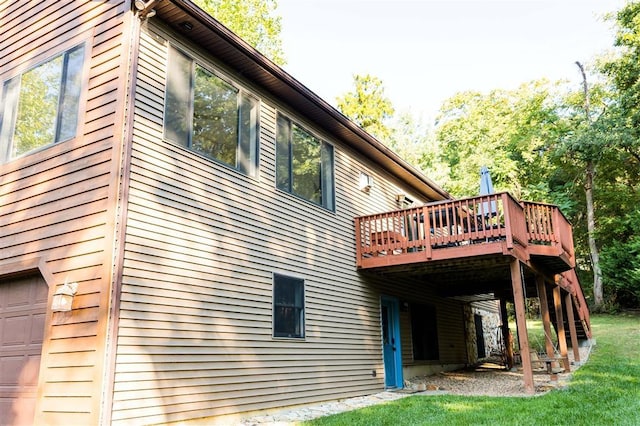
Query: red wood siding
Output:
[[0, 1, 131, 424]]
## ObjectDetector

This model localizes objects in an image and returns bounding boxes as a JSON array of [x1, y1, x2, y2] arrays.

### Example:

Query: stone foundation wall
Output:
[[465, 302, 502, 364]]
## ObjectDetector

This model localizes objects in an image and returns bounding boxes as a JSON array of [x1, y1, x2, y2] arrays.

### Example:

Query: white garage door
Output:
[[0, 275, 48, 426]]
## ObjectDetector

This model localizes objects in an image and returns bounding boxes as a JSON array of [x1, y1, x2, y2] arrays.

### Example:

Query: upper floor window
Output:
[[276, 115, 335, 210], [0, 45, 85, 163], [164, 46, 259, 176]]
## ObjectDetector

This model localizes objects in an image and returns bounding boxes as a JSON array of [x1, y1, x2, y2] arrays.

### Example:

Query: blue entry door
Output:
[[381, 296, 403, 388]]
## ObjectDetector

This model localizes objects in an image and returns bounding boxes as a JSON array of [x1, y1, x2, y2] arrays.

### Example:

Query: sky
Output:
[[277, 0, 627, 120]]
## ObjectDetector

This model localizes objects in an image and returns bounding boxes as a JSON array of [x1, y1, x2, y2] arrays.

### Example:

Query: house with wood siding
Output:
[[0, 1, 591, 425]]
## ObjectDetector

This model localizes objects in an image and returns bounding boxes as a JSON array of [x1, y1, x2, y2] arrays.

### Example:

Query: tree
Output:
[[336, 74, 395, 142], [194, 0, 285, 65], [561, 62, 604, 308], [434, 80, 562, 199], [388, 111, 449, 182], [577, 62, 604, 307]]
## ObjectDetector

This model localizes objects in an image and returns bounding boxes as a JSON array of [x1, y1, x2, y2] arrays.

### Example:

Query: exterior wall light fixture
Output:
[[134, 0, 160, 19], [51, 281, 78, 312], [359, 172, 373, 193]]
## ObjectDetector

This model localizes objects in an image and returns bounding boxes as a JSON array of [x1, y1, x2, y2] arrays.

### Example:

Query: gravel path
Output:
[[240, 344, 593, 425]]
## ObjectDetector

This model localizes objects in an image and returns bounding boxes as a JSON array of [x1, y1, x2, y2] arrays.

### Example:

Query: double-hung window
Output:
[[164, 46, 259, 176], [0, 45, 85, 163], [276, 114, 335, 210], [273, 274, 305, 338]]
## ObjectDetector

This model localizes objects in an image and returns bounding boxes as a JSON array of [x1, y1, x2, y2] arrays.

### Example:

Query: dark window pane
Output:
[[381, 306, 390, 345], [275, 115, 291, 191], [0, 78, 20, 161], [276, 114, 335, 209], [410, 303, 439, 361], [273, 274, 304, 338], [292, 124, 322, 204], [321, 143, 335, 210], [57, 45, 84, 141], [165, 48, 192, 147], [192, 65, 238, 166], [238, 93, 258, 175]]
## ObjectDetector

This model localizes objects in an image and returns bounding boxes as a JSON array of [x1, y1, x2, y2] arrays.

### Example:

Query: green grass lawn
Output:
[[306, 314, 640, 426]]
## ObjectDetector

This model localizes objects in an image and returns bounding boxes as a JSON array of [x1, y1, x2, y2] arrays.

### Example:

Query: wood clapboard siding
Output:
[[375, 277, 468, 367], [0, 1, 130, 424], [473, 300, 500, 313], [112, 24, 426, 424]]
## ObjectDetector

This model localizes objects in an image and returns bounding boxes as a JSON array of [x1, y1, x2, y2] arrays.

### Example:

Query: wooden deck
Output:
[[355, 192, 575, 275], [356, 193, 591, 394]]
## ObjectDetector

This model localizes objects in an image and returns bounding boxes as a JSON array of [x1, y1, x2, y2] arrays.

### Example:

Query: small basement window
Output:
[[273, 274, 305, 338]]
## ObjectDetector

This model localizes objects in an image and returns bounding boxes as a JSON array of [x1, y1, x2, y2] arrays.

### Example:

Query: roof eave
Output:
[[153, 0, 451, 201]]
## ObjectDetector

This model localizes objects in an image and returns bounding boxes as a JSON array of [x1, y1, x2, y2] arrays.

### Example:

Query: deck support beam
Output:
[[564, 292, 581, 363], [552, 282, 571, 371], [536, 275, 556, 361], [510, 260, 534, 394]]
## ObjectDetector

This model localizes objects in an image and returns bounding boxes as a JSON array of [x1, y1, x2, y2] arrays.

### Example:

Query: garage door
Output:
[[0, 275, 48, 426]]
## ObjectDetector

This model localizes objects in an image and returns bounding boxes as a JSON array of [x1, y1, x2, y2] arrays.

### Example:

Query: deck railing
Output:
[[523, 201, 575, 266], [355, 193, 574, 268], [559, 269, 592, 338]]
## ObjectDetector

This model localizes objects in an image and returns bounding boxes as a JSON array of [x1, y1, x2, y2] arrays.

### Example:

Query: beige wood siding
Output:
[[111, 22, 441, 424], [0, 1, 130, 424], [473, 300, 500, 313], [375, 278, 468, 368]]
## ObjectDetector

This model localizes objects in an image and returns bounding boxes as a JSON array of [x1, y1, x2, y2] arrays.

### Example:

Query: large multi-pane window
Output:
[[273, 274, 305, 338], [276, 114, 334, 210], [0, 45, 84, 163], [164, 46, 259, 176]]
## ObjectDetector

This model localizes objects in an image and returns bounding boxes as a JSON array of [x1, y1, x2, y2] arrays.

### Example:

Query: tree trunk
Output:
[[576, 61, 604, 309], [585, 160, 603, 307]]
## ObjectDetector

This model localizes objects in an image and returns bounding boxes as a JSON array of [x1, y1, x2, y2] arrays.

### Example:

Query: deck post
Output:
[[564, 291, 581, 363], [354, 218, 363, 268], [510, 260, 534, 394], [552, 282, 571, 371], [536, 275, 556, 361], [499, 297, 514, 369]]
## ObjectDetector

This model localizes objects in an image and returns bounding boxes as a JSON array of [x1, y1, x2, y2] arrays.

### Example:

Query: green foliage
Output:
[[194, 0, 285, 65], [600, 211, 640, 307], [336, 74, 395, 142], [602, 2, 640, 142], [428, 4, 640, 308], [589, 1, 640, 309], [433, 80, 563, 200], [307, 314, 640, 426]]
